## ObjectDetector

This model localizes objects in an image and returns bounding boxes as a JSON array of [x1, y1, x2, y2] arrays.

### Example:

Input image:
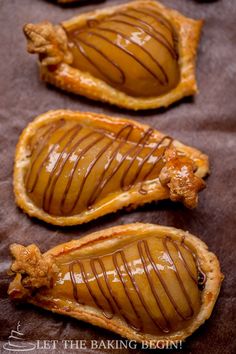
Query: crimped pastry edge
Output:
[[38, 0, 203, 110], [14, 110, 209, 226], [15, 223, 223, 346]]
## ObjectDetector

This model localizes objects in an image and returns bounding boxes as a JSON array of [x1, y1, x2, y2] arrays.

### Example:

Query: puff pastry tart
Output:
[[23, 0, 203, 110], [14, 110, 209, 226], [8, 223, 223, 346]]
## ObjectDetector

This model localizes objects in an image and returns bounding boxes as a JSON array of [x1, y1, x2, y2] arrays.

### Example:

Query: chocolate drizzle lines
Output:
[[69, 236, 204, 333], [26, 119, 66, 193], [107, 16, 177, 59], [181, 237, 207, 290], [112, 251, 143, 331], [93, 257, 138, 330], [138, 241, 170, 332], [131, 8, 174, 37], [87, 127, 153, 208], [90, 259, 115, 319], [173, 240, 198, 285], [69, 261, 82, 304], [27, 122, 173, 215], [87, 28, 168, 85], [42, 124, 82, 212], [78, 260, 113, 318], [74, 37, 125, 85], [162, 237, 194, 319], [67, 124, 133, 214], [141, 239, 191, 321], [116, 248, 168, 333], [122, 135, 172, 193], [60, 131, 105, 214], [71, 7, 178, 88]]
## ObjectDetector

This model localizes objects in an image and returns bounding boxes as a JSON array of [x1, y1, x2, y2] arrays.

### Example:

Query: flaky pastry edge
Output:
[[27, 0, 203, 110], [8, 223, 223, 346], [14, 110, 209, 226]]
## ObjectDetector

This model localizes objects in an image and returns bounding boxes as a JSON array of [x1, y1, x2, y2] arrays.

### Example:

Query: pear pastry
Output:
[[23, 0, 203, 110], [8, 223, 223, 347], [14, 110, 209, 226]]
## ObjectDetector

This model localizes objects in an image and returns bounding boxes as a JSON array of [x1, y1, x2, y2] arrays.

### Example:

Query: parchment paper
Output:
[[0, 0, 235, 353]]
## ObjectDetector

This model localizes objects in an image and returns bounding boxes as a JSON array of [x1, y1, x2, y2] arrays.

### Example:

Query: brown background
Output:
[[0, 0, 235, 353]]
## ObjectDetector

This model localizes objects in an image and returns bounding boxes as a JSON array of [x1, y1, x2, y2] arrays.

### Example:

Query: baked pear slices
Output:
[[8, 224, 223, 346], [14, 110, 209, 226], [23, 0, 203, 110]]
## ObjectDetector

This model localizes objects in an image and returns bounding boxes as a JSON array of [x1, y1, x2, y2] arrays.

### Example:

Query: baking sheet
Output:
[[0, 0, 235, 353]]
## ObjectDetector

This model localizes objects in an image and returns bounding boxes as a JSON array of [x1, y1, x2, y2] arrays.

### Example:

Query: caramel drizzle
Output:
[[69, 236, 203, 333], [72, 8, 178, 87], [27, 122, 172, 214]]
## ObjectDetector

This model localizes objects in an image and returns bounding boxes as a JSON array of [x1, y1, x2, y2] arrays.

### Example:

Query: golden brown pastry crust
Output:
[[14, 110, 209, 226], [23, 0, 203, 110], [8, 223, 223, 347]]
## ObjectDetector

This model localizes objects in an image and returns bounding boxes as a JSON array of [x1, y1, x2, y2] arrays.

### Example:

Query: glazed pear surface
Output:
[[25, 119, 173, 216], [48, 235, 202, 334], [8, 224, 223, 345], [14, 111, 209, 226], [66, 6, 180, 97], [22, 1, 203, 110]]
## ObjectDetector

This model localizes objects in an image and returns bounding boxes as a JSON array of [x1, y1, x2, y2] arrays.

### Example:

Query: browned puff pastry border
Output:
[[14, 110, 209, 226], [24, 0, 203, 110], [8, 223, 223, 346]]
